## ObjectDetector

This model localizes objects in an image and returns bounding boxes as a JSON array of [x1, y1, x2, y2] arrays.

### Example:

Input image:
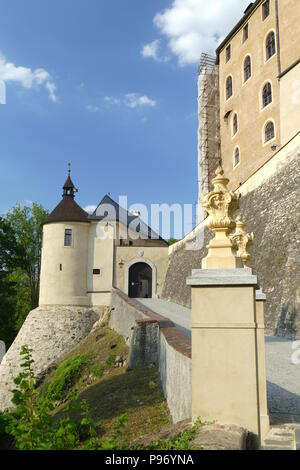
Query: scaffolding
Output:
[[197, 53, 221, 210]]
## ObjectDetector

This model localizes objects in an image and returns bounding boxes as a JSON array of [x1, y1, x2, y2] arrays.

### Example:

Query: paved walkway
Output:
[[137, 298, 300, 425]]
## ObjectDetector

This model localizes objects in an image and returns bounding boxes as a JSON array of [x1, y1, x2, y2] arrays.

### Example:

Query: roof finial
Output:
[[68, 162, 71, 176]]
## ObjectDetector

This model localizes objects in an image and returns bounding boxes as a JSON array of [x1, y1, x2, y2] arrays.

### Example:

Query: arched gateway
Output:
[[128, 262, 153, 298]]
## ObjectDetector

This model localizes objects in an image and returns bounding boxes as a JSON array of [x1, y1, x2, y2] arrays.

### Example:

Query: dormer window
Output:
[[64, 229, 72, 246]]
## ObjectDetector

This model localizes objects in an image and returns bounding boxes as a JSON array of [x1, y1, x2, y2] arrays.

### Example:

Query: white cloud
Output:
[[124, 93, 156, 108], [141, 39, 160, 60], [84, 205, 97, 214], [141, 39, 170, 63], [86, 104, 99, 112], [0, 53, 57, 101], [149, 0, 250, 66], [104, 96, 121, 106], [104, 93, 157, 109], [46, 82, 57, 103]]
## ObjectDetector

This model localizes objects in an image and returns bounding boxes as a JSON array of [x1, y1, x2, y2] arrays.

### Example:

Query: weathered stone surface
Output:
[[128, 320, 159, 369], [131, 420, 191, 448], [0, 306, 102, 411], [132, 421, 247, 450], [192, 423, 248, 450], [110, 288, 191, 423], [163, 147, 300, 338]]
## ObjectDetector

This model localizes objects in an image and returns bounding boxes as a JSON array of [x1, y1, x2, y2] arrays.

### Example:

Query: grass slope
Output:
[[40, 316, 171, 447]]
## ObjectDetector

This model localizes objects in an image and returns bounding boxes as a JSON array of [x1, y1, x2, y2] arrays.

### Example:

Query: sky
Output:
[[0, 0, 250, 236]]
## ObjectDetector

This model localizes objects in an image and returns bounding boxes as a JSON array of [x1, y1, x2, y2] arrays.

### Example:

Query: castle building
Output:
[[39, 171, 169, 307], [198, 0, 300, 202]]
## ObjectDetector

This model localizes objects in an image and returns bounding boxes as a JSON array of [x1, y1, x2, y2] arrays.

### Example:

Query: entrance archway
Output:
[[128, 262, 153, 298]]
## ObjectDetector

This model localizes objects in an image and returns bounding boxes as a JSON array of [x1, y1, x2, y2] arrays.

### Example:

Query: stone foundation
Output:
[[0, 306, 102, 412]]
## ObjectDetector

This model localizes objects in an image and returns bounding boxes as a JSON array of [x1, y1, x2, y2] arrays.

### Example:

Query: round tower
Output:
[[39, 167, 90, 306]]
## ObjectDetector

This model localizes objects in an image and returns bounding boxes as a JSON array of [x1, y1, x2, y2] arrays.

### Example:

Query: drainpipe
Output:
[[275, 0, 281, 78]]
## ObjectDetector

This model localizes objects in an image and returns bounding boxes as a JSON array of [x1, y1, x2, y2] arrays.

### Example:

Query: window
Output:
[[265, 121, 275, 142], [233, 113, 238, 135], [262, 82, 272, 107], [60, 264, 62, 271], [266, 32, 276, 60], [244, 56, 251, 82], [234, 147, 240, 167], [262, 0, 270, 20], [226, 45, 231, 62], [64, 229, 72, 246], [243, 24, 249, 42], [226, 76, 233, 100], [93, 268, 101, 275]]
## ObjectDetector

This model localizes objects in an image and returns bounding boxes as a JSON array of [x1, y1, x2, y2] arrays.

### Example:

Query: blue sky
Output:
[[0, 0, 249, 235]]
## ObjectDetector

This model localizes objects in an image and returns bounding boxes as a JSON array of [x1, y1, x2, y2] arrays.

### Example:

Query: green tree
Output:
[[0, 272, 17, 347], [4, 203, 49, 309], [0, 203, 48, 346], [0, 217, 20, 346]]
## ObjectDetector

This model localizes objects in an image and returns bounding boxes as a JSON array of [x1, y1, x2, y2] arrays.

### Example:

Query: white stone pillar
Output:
[[255, 289, 270, 441], [190, 165, 270, 447], [187, 268, 266, 445]]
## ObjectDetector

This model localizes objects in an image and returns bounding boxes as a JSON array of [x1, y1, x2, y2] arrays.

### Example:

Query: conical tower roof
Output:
[[44, 166, 89, 225]]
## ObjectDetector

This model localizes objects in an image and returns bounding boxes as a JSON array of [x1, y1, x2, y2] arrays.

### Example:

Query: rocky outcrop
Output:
[[0, 306, 102, 412]]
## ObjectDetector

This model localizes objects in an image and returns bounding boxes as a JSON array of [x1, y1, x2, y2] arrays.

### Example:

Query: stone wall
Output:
[[110, 288, 191, 422], [163, 139, 300, 338], [0, 306, 102, 411], [128, 320, 159, 369]]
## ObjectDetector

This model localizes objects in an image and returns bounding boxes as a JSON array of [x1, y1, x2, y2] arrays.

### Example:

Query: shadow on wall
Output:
[[275, 304, 298, 340], [267, 381, 300, 423]]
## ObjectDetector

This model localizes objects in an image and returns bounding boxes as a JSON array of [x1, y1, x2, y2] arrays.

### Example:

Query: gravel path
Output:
[[137, 298, 300, 422]]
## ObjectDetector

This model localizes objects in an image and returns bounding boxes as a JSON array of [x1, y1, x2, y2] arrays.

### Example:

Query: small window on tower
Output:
[[60, 264, 62, 271], [243, 24, 249, 42], [225, 44, 231, 62], [262, 82, 272, 108], [244, 56, 252, 82], [93, 268, 101, 275], [234, 147, 240, 167], [64, 229, 72, 246], [226, 76, 233, 100], [262, 0, 270, 20], [266, 32, 276, 60], [265, 121, 275, 142], [233, 113, 238, 136]]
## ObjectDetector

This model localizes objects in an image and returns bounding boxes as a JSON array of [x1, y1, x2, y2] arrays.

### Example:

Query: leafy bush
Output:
[[3, 346, 93, 450], [89, 364, 105, 378], [45, 354, 90, 400], [147, 419, 203, 450], [82, 413, 128, 450], [106, 352, 116, 367]]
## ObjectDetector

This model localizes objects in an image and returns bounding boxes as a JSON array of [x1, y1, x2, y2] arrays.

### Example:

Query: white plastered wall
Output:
[[39, 222, 90, 306]]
